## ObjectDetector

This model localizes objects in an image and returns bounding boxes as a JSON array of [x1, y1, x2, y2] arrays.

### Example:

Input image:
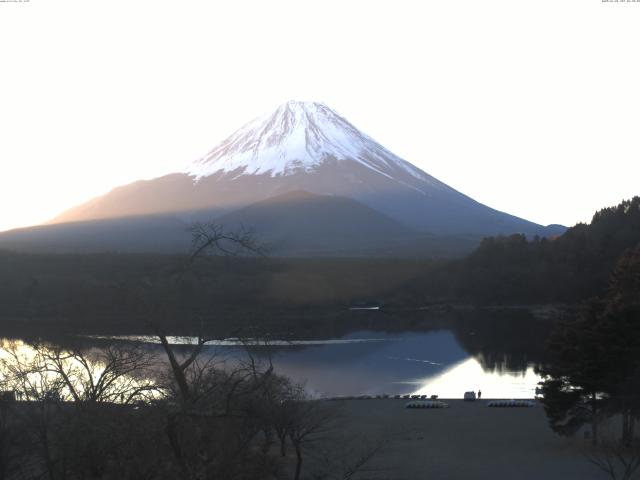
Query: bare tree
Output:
[[152, 221, 267, 407], [156, 335, 286, 480], [586, 420, 640, 480], [311, 434, 389, 480], [188, 222, 266, 262], [0, 339, 167, 480], [157, 334, 213, 406], [148, 223, 385, 480], [1, 339, 160, 406], [39, 342, 161, 406], [0, 340, 66, 403], [286, 398, 338, 480], [1, 341, 69, 480], [268, 385, 388, 480], [0, 393, 23, 480], [266, 380, 304, 458]]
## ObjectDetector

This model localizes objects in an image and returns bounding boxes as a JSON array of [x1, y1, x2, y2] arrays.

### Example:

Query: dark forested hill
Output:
[[0, 198, 637, 333], [405, 197, 640, 304]]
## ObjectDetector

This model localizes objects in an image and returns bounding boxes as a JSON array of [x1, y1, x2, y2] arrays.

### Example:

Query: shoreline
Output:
[[325, 399, 604, 479]]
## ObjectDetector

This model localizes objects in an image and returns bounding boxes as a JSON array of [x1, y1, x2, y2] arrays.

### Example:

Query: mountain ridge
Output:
[[4, 100, 564, 255]]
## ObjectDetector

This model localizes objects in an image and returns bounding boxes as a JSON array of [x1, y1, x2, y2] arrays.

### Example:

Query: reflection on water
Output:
[[245, 330, 542, 399], [413, 358, 541, 399], [1, 326, 544, 400], [88, 335, 390, 346]]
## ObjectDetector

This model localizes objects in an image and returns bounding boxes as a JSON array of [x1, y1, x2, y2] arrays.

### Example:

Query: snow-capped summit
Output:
[[33, 99, 564, 255], [186, 100, 428, 182]]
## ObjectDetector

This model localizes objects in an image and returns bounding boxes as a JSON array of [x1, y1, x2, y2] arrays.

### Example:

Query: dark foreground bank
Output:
[[325, 399, 606, 480]]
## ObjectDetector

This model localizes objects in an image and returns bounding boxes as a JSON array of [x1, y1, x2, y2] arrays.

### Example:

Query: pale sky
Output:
[[1, 0, 639, 232]]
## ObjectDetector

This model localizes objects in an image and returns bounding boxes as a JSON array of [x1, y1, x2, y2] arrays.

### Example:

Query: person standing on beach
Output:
[[477, 390, 482, 399]]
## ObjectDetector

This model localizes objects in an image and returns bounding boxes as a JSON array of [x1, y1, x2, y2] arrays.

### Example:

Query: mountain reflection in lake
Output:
[[251, 330, 541, 398], [80, 328, 543, 399], [2, 309, 552, 400]]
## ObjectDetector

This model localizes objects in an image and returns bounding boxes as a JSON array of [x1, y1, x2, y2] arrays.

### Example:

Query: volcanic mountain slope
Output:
[[51, 101, 561, 236], [0, 215, 192, 254], [216, 190, 483, 257], [217, 190, 416, 255], [0, 191, 475, 256], [0, 101, 563, 255]]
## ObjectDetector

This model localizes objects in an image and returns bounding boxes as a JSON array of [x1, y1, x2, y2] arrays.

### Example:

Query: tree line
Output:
[[535, 231, 640, 479], [405, 196, 640, 305]]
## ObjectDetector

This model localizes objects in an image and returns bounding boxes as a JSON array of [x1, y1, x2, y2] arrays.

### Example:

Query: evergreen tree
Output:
[[537, 301, 610, 445], [538, 243, 640, 446]]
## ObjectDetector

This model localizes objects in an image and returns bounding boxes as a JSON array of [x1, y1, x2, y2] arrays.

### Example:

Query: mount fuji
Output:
[[0, 101, 563, 255]]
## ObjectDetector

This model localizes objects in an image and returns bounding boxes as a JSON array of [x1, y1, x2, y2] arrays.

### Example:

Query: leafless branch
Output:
[[188, 222, 267, 262]]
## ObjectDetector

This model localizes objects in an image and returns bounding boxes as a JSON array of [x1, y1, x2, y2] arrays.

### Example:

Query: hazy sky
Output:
[[1, 0, 639, 232]]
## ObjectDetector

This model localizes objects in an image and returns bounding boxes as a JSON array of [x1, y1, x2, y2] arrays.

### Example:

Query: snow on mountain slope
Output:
[[44, 99, 561, 243], [186, 100, 434, 185]]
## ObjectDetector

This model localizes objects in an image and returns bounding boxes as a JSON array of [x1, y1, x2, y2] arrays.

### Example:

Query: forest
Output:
[[1, 197, 638, 335], [406, 196, 640, 305]]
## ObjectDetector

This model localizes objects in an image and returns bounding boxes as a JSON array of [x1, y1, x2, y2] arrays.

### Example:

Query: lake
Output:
[[0, 313, 550, 400], [229, 329, 542, 399]]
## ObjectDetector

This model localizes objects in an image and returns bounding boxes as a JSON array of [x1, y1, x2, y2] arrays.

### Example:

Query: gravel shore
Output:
[[328, 399, 606, 480]]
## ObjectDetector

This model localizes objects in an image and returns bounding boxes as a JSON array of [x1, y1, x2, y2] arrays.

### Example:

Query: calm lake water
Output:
[[1, 312, 550, 400], [84, 327, 544, 399], [243, 330, 541, 399]]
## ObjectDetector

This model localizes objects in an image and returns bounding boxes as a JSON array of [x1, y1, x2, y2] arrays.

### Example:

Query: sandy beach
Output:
[[327, 399, 607, 480]]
